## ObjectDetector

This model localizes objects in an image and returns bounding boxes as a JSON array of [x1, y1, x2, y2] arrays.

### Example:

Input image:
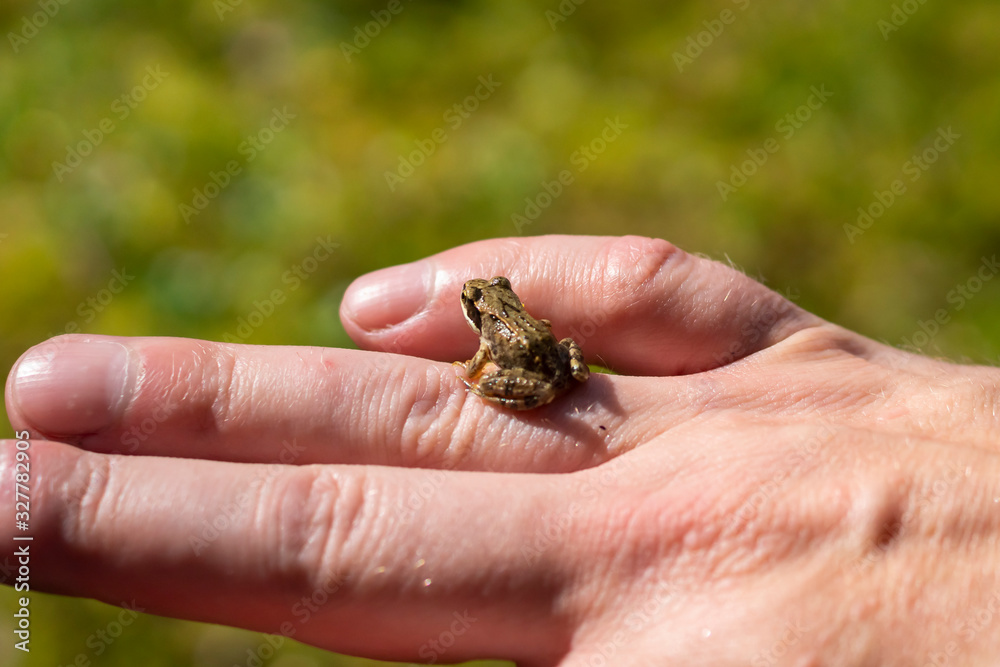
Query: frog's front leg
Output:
[[468, 370, 557, 410], [453, 339, 492, 386], [560, 338, 589, 383]]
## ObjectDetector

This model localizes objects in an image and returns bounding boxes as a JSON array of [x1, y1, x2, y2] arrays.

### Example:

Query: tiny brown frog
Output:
[[454, 276, 588, 410]]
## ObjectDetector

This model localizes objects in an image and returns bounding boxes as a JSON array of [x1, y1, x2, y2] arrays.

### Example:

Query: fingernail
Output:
[[342, 261, 433, 330], [11, 338, 131, 435]]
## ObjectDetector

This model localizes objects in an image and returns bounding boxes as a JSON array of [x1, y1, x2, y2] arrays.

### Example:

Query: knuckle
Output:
[[133, 339, 243, 435], [566, 236, 688, 343], [596, 235, 684, 297], [264, 466, 370, 586], [398, 366, 475, 469], [773, 323, 857, 358], [62, 454, 116, 548]]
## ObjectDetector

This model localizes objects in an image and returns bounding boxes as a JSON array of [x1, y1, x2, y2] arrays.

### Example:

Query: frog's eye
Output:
[[491, 276, 511, 289], [463, 292, 482, 330]]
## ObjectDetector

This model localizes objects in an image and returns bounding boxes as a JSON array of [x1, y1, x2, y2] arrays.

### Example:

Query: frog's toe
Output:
[[451, 361, 475, 388], [560, 338, 590, 383]]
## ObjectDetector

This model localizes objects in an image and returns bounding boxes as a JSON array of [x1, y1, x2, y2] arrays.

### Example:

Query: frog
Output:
[[454, 276, 589, 410]]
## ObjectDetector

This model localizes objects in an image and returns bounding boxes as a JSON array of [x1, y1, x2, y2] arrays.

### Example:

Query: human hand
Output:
[[4, 235, 999, 665]]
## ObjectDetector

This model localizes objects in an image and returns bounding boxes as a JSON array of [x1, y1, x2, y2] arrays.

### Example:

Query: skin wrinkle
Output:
[[324, 352, 387, 460], [617, 381, 716, 455], [389, 365, 430, 465], [710, 345, 999, 451], [331, 352, 383, 461], [298, 467, 368, 593], [256, 466, 364, 621], [62, 452, 116, 551], [701, 478, 820, 579], [736, 366, 886, 417], [189, 341, 237, 436], [918, 456, 1000, 542], [248, 463, 290, 574], [444, 392, 494, 469], [229, 355, 264, 437], [402, 366, 467, 468], [392, 364, 463, 468], [155, 346, 195, 429], [115, 343, 141, 437], [364, 368, 397, 465]]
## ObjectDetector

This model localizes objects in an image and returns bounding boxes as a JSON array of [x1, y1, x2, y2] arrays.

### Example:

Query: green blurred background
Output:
[[1, 0, 998, 664]]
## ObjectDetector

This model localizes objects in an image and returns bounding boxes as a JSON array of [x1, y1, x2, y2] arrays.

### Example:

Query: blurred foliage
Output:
[[1, 0, 999, 664]]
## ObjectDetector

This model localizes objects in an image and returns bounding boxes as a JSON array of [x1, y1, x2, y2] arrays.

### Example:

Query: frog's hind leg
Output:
[[560, 338, 590, 382], [468, 370, 556, 411]]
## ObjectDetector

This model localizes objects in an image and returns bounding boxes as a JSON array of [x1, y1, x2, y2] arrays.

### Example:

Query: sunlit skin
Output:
[[3, 235, 999, 665]]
